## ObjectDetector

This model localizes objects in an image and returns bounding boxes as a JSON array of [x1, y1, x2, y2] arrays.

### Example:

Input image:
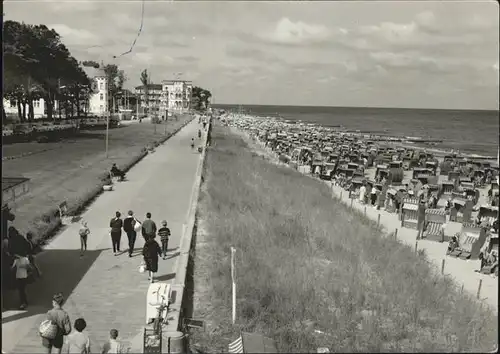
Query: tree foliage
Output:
[[140, 69, 150, 114], [103, 64, 126, 112], [82, 60, 100, 68], [191, 86, 212, 111], [3, 20, 92, 121]]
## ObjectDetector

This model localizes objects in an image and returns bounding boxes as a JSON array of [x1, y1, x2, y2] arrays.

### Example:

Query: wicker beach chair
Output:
[[423, 208, 447, 242], [401, 197, 420, 229]]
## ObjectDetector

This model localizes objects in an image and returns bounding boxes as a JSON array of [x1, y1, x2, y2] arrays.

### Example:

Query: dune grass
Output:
[[190, 123, 498, 353]]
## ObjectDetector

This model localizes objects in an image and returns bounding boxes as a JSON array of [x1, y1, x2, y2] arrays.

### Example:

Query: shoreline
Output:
[[233, 112, 498, 161]]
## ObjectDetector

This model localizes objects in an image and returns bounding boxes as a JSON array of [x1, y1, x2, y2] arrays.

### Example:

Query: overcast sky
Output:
[[4, 0, 499, 110]]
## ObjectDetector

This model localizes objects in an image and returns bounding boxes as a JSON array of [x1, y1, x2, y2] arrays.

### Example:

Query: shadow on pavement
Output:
[[155, 273, 175, 282], [2, 249, 103, 324]]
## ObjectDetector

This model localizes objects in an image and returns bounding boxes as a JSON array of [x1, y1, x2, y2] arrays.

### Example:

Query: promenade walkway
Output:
[[2, 119, 203, 353]]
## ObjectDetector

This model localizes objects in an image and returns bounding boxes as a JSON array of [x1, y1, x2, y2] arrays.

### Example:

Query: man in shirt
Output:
[[141, 213, 157, 241]]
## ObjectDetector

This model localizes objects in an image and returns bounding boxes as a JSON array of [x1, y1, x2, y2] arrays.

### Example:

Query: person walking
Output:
[[142, 237, 162, 283], [158, 220, 171, 260], [66, 318, 91, 354], [416, 199, 427, 240], [123, 211, 139, 257], [11, 252, 31, 309], [109, 212, 123, 256], [42, 293, 72, 354], [79, 221, 90, 257], [141, 213, 157, 241]]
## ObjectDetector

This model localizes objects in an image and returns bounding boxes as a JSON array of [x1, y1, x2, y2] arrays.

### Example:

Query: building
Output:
[[82, 66, 108, 116], [3, 98, 54, 119], [161, 80, 192, 114], [134, 84, 163, 116]]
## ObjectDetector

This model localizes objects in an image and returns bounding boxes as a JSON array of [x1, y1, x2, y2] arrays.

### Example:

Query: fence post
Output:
[[477, 279, 483, 299], [441, 259, 445, 275], [414, 240, 418, 253], [350, 198, 353, 208], [340, 190, 343, 200], [364, 206, 367, 215], [377, 214, 381, 228], [394, 228, 398, 240]]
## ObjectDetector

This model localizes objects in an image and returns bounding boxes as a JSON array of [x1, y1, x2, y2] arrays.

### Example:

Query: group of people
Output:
[[105, 211, 171, 283], [40, 292, 127, 353]]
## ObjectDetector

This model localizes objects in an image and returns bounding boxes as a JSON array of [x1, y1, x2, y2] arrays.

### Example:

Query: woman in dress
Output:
[[142, 237, 162, 283]]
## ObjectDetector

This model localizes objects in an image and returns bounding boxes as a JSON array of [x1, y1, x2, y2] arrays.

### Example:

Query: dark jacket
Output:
[[110, 217, 123, 233], [123, 216, 136, 233], [142, 239, 162, 272]]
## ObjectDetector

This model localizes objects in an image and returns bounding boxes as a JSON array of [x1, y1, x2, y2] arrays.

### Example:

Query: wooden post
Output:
[[340, 190, 343, 200], [414, 240, 418, 253], [441, 259, 445, 275], [476, 279, 482, 299], [364, 206, 367, 215], [394, 228, 398, 239], [350, 198, 353, 208], [377, 214, 381, 228], [461, 284, 464, 294]]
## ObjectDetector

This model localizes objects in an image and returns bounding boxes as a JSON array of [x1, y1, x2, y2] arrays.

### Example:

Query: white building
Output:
[[3, 98, 53, 119], [161, 80, 192, 113], [83, 66, 108, 117], [134, 84, 163, 116]]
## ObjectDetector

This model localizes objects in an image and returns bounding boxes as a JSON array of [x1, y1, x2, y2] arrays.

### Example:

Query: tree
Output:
[[140, 69, 150, 115], [82, 60, 100, 68], [3, 21, 92, 121], [103, 64, 126, 113], [191, 86, 212, 111]]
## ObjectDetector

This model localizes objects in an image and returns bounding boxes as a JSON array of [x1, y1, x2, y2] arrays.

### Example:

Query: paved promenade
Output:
[[2, 119, 204, 353]]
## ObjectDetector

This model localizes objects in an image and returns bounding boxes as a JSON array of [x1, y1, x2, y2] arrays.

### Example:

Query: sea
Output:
[[214, 105, 499, 158]]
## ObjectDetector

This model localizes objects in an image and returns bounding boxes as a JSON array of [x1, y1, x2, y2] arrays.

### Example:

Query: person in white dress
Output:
[[359, 183, 367, 204]]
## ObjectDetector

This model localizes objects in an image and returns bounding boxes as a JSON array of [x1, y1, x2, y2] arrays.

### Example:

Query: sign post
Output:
[[231, 247, 236, 324]]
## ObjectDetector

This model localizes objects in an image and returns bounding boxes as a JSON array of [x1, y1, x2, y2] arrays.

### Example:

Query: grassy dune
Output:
[[190, 123, 498, 353]]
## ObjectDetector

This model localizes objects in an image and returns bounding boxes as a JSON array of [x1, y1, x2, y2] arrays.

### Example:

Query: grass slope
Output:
[[190, 123, 497, 353]]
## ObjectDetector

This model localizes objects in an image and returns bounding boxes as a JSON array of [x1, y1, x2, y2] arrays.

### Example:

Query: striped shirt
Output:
[[158, 227, 171, 241]]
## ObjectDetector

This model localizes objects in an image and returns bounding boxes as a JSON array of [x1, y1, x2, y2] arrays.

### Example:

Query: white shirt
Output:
[[12, 257, 30, 279], [66, 331, 90, 353], [102, 339, 125, 354]]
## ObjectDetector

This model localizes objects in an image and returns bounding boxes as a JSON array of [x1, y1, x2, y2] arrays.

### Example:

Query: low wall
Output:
[[164, 120, 210, 339]]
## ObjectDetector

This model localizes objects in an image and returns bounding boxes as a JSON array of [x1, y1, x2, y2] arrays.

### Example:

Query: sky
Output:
[[4, 0, 499, 110]]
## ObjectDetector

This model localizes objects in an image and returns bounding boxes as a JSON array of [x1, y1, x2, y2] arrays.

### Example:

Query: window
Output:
[[100, 93, 104, 100], [10, 100, 17, 107], [34, 100, 40, 108], [100, 82, 103, 90], [100, 105, 104, 112]]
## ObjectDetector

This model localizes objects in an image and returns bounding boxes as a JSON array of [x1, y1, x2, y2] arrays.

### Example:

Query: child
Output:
[[79, 221, 90, 257], [102, 329, 125, 354], [157, 220, 171, 260], [66, 318, 90, 354]]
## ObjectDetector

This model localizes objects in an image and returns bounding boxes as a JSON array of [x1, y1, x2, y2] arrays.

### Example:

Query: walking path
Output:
[[2, 119, 204, 353]]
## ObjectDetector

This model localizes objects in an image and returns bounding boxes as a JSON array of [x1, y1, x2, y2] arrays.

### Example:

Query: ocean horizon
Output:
[[213, 104, 499, 157]]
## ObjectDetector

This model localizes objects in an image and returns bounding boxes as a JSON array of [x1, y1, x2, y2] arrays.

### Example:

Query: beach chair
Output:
[[423, 208, 447, 242], [449, 197, 473, 223], [448, 171, 461, 183], [478, 205, 499, 226], [384, 188, 398, 213], [401, 197, 420, 230], [456, 223, 487, 260]]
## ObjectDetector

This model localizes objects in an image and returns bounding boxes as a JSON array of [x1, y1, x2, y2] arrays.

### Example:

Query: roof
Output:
[[2, 177, 30, 191], [82, 66, 106, 78], [135, 84, 163, 90], [161, 80, 193, 84]]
